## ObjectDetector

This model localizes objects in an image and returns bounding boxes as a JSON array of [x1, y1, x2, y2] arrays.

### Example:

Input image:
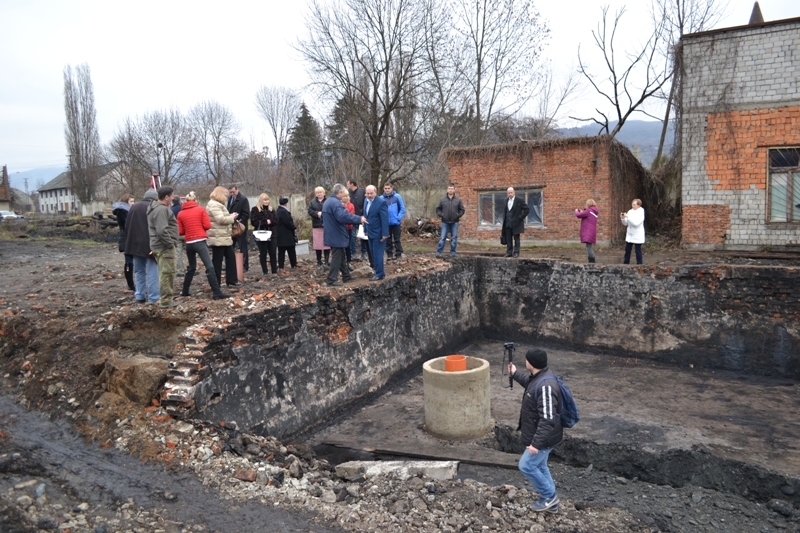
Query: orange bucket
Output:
[[445, 355, 467, 372]]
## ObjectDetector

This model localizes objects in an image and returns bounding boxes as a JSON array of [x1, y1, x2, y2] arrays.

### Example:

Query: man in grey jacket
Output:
[[147, 186, 180, 308], [435, 183, 465, 255]]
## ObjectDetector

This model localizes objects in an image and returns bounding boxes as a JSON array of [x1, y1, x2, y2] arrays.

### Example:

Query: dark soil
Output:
[[1, 225, 799, 533]]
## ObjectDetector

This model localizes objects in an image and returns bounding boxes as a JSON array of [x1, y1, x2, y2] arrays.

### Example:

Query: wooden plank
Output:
[[322, 438, 520, 469]]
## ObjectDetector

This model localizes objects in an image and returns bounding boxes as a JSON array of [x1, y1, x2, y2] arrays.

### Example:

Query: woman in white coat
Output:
[[620, 198, 645, 265]]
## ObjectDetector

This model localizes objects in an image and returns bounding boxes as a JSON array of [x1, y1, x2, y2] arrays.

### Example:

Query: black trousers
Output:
[[278, 246, 297, 269], [256, 239, 278, 274], [184, 241, 222, 295], [211, 245, 238, 285], [503, 226, 520, 255], [386, 224, 403, 257]]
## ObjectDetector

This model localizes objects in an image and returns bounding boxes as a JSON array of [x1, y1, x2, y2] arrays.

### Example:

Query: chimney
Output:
[[749, 2, 764, 24]]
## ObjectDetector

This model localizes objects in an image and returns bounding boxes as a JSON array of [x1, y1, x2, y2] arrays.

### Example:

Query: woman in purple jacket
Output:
[[574, 199, 599, 263]]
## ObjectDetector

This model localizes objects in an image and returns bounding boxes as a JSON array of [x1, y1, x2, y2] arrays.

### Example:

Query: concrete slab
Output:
[[335, 460, 459, 481], [313, 340, 800, 479]]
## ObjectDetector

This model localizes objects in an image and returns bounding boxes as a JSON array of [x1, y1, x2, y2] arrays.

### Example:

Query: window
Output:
[[479, 189, 543, 226], [768, 148, 800, 222]]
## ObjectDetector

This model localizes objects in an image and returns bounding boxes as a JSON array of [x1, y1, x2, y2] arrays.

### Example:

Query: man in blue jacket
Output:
[[323, 183, 367, 287], [382, 183, 405, 260], [364, 185, 389, 281]]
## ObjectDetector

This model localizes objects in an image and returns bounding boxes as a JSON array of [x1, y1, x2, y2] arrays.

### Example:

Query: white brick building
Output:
[[681, 15, 800, 250]]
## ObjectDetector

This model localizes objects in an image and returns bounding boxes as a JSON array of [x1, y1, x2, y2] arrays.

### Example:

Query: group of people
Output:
[[305, 181, 394, 286], [114, 180, 647, 303], [308, 180, 409, 273], [573, 197, 646, 265], [114, 183, 306, 305]]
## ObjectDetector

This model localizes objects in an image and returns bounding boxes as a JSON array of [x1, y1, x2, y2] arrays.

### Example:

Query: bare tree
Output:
[[188, 101, 242, 185], [105, 118, 149, 193], [140, 109, 196, 186], [297, 0, 428, 188], [453, 0, 549, 144], [573, 6, 671, 138], [63, 63, 101, 204], [254, 86, 301, 165], [651, 0, 728, 162], [106, 108, 196, 192], [529, 65, 582, 139]]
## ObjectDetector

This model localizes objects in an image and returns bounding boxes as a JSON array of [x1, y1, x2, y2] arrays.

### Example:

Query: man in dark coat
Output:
[[347, 179, 367, 261], [502, 187, 530, 257], [435, 183, 465, 255], [171, 195, 185, 275], [364, 185, 389, 281], [125, 189, 160, 303], [509, 348, 563, 513], [322, 183, 366, 286], [228, 185, 250, 271]]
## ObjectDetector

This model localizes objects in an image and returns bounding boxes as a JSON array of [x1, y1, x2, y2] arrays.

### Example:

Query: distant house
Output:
[[681, 15, 800, 249], [445, 136, 647, 246], [38, 162, 126, 215]]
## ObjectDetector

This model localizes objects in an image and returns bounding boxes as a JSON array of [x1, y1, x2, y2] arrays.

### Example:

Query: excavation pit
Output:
[[158, 256, 800, 507]]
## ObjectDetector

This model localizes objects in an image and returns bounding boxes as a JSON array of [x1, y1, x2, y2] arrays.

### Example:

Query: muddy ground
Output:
[[1, 224, 799, 532]]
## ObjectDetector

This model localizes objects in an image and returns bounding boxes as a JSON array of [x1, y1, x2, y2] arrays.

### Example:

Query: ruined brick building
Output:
[[681, 15, 800, 249], [444, 138, 647, 246]]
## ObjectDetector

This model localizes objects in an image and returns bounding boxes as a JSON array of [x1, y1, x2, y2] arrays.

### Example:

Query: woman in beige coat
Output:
[[206, 186, 241, 287]]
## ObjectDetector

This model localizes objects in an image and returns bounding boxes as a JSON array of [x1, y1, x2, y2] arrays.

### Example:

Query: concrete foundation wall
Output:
[[474, 257, 800, 378], [175, 266, 480, 437], [164, 257, 800, 435]]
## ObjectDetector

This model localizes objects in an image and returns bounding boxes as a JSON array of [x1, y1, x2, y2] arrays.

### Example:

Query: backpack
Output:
[[534, 374, 580, 428]]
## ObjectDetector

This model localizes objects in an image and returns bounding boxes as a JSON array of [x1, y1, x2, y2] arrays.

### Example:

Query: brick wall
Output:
[[681, 18, 800, 249], [446, 139, 626, 246], [682, 204, 731, 245]]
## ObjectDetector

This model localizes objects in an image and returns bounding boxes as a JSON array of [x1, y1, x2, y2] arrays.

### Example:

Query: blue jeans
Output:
[[519, 447, 556, 500], [437, 222, 459, 254], [132, 255, 160, 302]]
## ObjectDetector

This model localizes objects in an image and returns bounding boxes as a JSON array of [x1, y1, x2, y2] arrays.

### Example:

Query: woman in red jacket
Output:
[[176, 191, 230, 300]]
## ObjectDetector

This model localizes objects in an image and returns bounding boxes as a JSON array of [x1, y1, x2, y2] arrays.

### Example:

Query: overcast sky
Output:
[[0, 0, 796, 173]]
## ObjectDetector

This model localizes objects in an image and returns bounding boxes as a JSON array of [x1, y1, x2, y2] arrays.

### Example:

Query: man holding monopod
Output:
[[508, 348, 563, 513]]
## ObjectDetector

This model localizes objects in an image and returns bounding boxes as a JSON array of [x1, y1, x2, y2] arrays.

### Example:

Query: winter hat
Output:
[[143, 188, 159, 201], [525, 348, 548, 370], [279, 197, 289, 205]]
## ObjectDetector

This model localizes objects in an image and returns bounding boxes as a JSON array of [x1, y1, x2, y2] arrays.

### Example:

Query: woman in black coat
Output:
[[276, 197, 297, 269], [111, 194, 135, 291], [250, 193, 279, 275]]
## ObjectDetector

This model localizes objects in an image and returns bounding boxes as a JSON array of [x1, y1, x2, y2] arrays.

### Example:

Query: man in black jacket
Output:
[[347, 180, 367, 261], [502, 187, 530, 257], [228, 185, 250, 272], [435, 183, 465, 255], [509, 348, 563, 513]]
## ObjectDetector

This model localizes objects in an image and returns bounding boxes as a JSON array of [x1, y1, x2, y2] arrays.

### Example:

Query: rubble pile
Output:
[[100, 407, 649, 533]]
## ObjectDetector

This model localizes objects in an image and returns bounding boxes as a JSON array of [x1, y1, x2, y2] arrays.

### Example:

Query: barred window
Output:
[[768, 148, 800, 223], [479, 190, 543, 226]]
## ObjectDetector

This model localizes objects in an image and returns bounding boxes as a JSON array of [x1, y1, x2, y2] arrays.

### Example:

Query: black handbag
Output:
[[500, 234, 507, 246], [294, 230, 299, 244]]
